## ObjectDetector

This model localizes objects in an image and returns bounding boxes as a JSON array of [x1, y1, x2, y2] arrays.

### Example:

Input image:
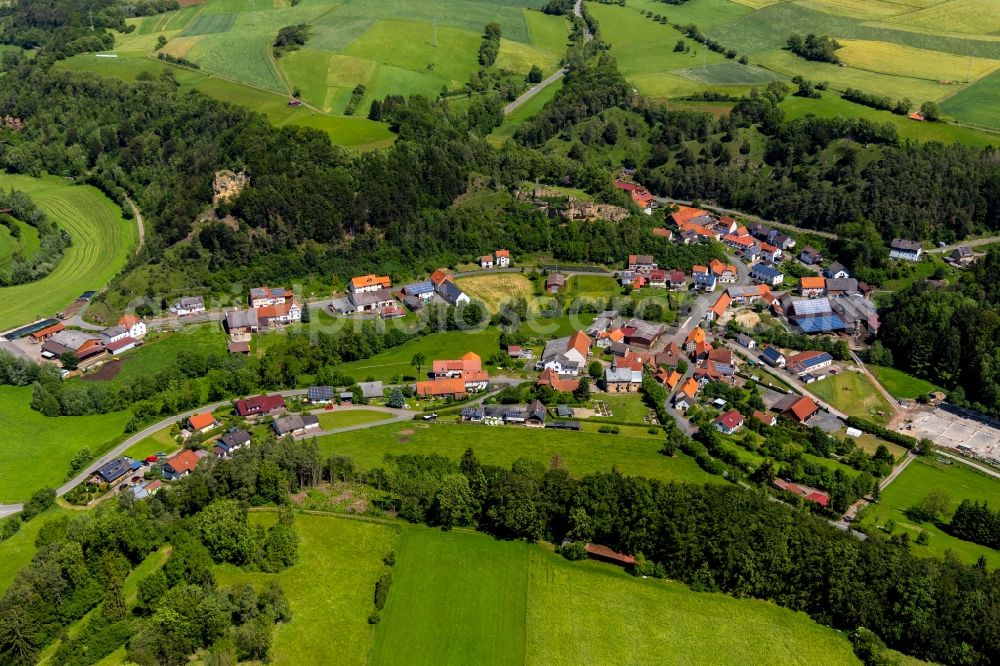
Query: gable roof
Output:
[[351, 274, 391, 290], [891, 239, 922, 252], [188, 412, 216, 431], [415, 377, 467, 397], [753, 410, 775, 427], [670, 205, 710, 226], [715, 410, 744, 430], [118, 314, 141, 328], [679, 377, 699, 399], [165, 449, 201, 475], [799, 276, 826, 290], [710, 292, 732, 318], [538, 368, 580, 392], [685, 326, 706, 345], [430, 269, 452, 286], [567, 331, 591, 357]]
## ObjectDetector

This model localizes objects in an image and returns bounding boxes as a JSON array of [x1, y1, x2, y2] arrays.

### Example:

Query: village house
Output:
[[627, 254, 657, 273], [723, 233, 757, 255], [759, 242, 782, 263], [224, 309, 259, 338], [480, 254, 494, 269], [824, 262, 850, 279], [684, 326, 707, 352], [41, 330, 104, 363], [187, 411, 218, 434], [92, 457, 133, 486], [538, 330, 591, 376], [647, 269, 667, 289], [215, 429, 251, 458], [525, 400, 548, 427], [546, 273, 566, 293], [494, 249, 511, 267], [349, 275, 392, 294], [694, 358, 736, 384], [118, 314, 147, 339], [889, 239, 923, 262], [249, 286, 290, 308], [714, 410, 744, 435], [273, 413, 320, 437], [537, 367, 580, 393], [949, 245, 974, 267], [773, 394, 820, 423], [234, 394, 286, 418], [799, 247, 823, 265], [761, 346, 786, 368], [736, 333, 755, 349], [692, 265, 717, 292], [433, 352, 482, 378], [751, 262, 785, 287], [670, 205, 711, 227], [99, 325, 130, 346], [710, 259, 738, 284], [171, 296, 206, 316], [256, 300, 302, 328], [669, 270, 687, 290], [799, 276, 826, 298], [622, 319, 665, 348], [162, 449, 205, 481], [672, 377, 700, 410], [706, 291, 732, 322], [753, 410, 776, 427]]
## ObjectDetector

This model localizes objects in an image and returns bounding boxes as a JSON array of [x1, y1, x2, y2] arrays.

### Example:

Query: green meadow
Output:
[[336, 328, 501, 382], [867, 365, 940, 400], [0, 507, 70, 594], [314, 420, 724, 485], [0, 173, 136, 331], [0, 387, 130, 502], [89, 0, 572, 147], [809, 370, 894, 423], [859, 456, 1000, 567]]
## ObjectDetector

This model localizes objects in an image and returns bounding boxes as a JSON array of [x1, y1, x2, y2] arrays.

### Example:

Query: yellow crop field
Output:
[[837, 39, 1000, 83], [890, 0, 1000, 36], [796, 0, 911, 19], [454, 273, 535, 314]]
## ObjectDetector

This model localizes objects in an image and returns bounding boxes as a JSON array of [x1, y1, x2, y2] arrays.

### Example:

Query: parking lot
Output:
[[908, 408, 1000, 463]]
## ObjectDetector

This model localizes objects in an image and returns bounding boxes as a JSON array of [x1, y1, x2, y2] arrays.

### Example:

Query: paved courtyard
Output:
[[908, 408, 1000, 463]]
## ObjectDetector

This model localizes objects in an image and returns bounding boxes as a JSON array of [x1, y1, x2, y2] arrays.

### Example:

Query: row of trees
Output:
[[0, 189, 70, 286]]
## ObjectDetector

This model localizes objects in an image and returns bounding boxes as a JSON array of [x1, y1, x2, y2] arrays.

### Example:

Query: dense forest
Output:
[[878, 248, 1000, 415], [0, 435, 308, 665]]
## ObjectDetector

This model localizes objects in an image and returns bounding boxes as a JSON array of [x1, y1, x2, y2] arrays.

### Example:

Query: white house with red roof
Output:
[[714, 410, 744, 435], [118, 314, 147, 339], [494, 249, 511, 267]]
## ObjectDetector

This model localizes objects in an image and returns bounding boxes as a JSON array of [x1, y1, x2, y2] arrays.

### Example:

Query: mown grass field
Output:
[[316, 408, 395, 429], [595, 393, 652, 424], [454, 273, 535, 314], [858, 456, 1000, 566], [314, 420, 724, 485], [526, 546, 860, 665], [215, 512, 401, 666], [371, 527, 528, 665], [0, 386, 130, 502], [0, 218, 40, 272], [0, 174, 136, 331], [941, 68, 1000, 132], [336, 328, 500, 382], [123, 426, 180, 461], [564, 274, 620, 303], [781, 91, 1000, 148], [868, 365, 940, 400], [809, 370, 894, 423]]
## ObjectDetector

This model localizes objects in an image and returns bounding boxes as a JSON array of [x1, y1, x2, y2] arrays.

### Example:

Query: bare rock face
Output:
[[212, 170, 249, 206]]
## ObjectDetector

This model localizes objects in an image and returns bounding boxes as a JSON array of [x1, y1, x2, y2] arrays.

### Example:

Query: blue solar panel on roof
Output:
[[791, 299, 832, 316], [797, 316, 848, 333]]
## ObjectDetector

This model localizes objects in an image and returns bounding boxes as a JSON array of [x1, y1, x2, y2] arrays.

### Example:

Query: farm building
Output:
[[272, 414, 320, 437], [773, 479, 830, 507], [171, 296, 206, 316], [830, 295, 880, 334], [585, 543, 636, 567], [761, 346, 786, 368], [787, 351, 833, 376], [784, 298, 849, 334], [621, 319, 665, 348], [105, 337, 139, 355], [359, 381, 384, 400], [799, 276, 826, 297], [736, 333, 755, 349], [41, 330, 104, 362], [537, 331, 591, 376], [415, 377, 469, 400], [307, 386, 334, 403], [525, 400, 547, 427], [349, 275, 391, 294], [224, 309, 259, 336], [437, 280, 470, 306], [546, 273, 566, 293]]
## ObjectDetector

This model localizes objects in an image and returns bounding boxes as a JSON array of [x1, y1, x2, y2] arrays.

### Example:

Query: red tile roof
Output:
[[415, 377, 467, 397], [235, 394, 286, 417], [538, 368, 580, 392], [585, 543, 635, 566], [351, 274, 391, 290], [715, 409, 744, 430], [165, 449, 201, 475], [567, 331, 591, 357], [670, 205, 710, 226], [188, 412, 216, 431], [118, 314, 141, 328]]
